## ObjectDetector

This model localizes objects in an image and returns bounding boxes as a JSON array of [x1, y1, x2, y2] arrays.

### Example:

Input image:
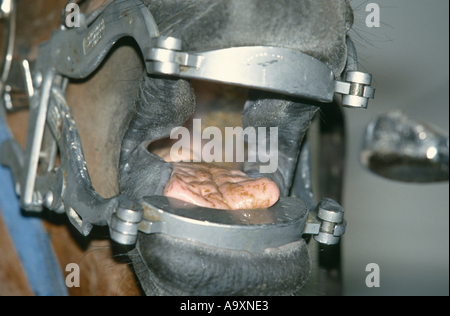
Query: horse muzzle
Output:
[[0, 0, 373, 295]]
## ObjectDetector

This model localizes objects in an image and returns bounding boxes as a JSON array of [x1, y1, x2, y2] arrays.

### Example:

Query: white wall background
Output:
[[342, 0, 449, 295]]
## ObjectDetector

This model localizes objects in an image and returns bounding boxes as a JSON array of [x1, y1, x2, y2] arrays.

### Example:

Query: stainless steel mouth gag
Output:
[[0, 0, 372, 250]]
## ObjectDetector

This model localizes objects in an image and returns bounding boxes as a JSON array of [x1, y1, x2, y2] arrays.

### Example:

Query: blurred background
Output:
[[342, 0, 449, 295]]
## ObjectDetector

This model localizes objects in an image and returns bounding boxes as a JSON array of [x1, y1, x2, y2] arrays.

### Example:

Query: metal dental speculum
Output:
[[0, 0, 368, 250], [147, 37, 375, 108]]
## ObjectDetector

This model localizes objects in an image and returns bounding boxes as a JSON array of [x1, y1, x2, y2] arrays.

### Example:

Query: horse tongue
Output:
[[162, 161, 280, 210]]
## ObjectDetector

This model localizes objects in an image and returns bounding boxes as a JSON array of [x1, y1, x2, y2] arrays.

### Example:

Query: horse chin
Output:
[[128, 233, 311, 296]]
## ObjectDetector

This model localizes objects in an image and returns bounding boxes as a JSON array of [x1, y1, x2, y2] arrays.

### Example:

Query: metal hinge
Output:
[[335, 71, 375, 109], [145, 36, 203, 75], [303, 198, 347, 245]]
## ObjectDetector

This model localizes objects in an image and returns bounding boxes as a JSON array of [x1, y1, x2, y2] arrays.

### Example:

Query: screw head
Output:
[[316, 198, 344, 223]]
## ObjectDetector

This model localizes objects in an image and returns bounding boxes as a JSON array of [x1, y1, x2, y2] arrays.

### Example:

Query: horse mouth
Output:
[[118, 75, 315, 295]]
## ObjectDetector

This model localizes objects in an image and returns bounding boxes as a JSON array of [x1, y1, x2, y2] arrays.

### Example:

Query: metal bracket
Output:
[[335, 71, 375, 109], [1, 84, 144, 244], [13, 0, 158, 214], [138, 195, 309, 253], [134, 195, 346, 251], [303, 198, 347, 245], [146, 36, 375, 108], [0, 0, 154, 245]]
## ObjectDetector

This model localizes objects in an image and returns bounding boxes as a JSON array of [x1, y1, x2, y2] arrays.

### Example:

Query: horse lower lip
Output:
[[130, 233, 311, 295]]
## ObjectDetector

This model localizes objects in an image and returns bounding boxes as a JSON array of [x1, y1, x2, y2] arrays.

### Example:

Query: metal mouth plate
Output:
[[138, 196, 308, 253]]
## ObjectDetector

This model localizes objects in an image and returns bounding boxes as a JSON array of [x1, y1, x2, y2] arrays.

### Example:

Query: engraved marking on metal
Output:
[[83, 18, 105, 55]]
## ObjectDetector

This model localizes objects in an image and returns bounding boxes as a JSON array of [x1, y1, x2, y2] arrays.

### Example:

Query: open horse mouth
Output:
[[118, 74, 315, 295], [112, 0, 355, 296]]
